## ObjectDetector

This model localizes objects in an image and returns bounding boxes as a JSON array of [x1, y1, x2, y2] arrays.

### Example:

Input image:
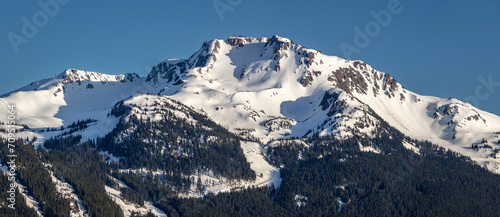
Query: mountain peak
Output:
[[60, 68, 139, 83], [267, 35, 294, 45]]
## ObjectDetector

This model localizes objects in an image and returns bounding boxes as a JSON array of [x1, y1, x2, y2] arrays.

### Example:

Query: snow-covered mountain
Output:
[[1, 35, 499, 173]]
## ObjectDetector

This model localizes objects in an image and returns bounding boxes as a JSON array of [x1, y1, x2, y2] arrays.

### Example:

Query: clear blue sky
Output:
[[1, 0, 499, 115]]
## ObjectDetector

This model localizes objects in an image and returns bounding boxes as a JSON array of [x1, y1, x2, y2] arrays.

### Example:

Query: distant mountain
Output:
[[3, 35, 498, 173], [1, 35, 500, 216]]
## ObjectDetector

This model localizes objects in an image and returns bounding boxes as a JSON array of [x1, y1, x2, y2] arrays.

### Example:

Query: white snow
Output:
[[359, 142, 381, 154], [337, 197, 349, 213], [44, 163, 88, 217], [104, 185, 167, 217], [180, 140, 281, 197], [0, 69, 145, 146], [294, 194, 308, 208], [402, 141, 420, 155], [240, 141, 282, 188], [99, 151, 121, 164]]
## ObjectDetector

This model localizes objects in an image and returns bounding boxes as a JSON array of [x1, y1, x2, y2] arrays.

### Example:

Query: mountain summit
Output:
[[1, 35, 500, 173]]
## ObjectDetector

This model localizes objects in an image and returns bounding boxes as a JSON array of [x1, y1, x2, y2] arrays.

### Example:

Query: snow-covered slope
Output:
[[0, 69, 144, 128], [0, 69, 145, 147], [145, 35, 500, 173], [1, 35, 499, 173]]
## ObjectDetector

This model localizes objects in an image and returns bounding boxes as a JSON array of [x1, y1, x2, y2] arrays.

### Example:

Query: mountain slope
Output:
[[0, 69, 145, 147], [0, 35, 499, 174], [146, 35, 500, 173]]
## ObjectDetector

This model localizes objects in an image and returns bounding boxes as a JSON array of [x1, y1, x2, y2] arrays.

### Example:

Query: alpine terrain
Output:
[[1, 35, 500, 217]]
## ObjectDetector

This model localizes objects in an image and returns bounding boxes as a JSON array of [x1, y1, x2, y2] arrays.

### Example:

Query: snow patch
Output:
[[104, 185, 167, 217], [44, 163, 88, 217], [359, 142, 381, 154], [402, 141, 421, 155], [294, 194, 308, 208]]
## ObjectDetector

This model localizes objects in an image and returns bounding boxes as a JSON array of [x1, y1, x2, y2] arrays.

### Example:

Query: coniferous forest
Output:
[[1, 103, 500, 217]]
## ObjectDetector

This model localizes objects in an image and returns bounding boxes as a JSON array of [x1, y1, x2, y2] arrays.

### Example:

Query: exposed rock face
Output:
[[264, 117, 296, 132], [328, 67, 368, 94], [319, 91, 348, 117], [265, 35, 293, 61], [146, 60, 187, 85], [227, 37, 246, 47]]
